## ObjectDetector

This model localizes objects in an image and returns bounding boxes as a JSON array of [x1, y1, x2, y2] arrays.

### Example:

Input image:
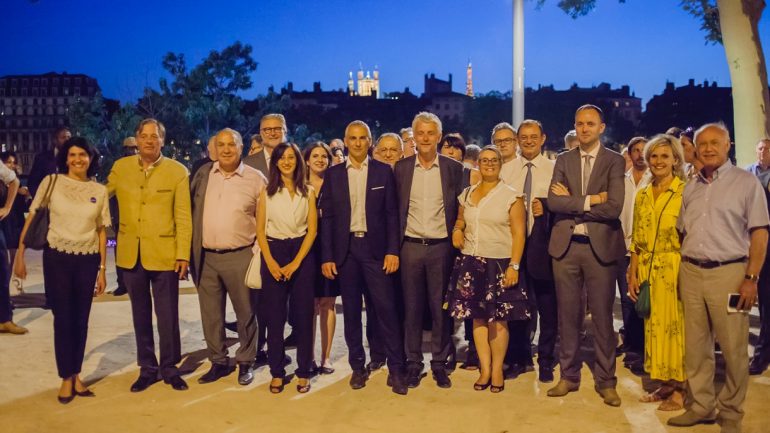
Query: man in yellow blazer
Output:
[[107, 118, 192, 392]]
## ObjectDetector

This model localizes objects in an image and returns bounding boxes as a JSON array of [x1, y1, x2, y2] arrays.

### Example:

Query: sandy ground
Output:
[[1, 249, 770, 433]]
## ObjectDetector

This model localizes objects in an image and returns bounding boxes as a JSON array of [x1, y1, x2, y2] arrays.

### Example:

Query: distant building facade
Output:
[[0, 72, 100, 172], [347, 66, 380, 98]]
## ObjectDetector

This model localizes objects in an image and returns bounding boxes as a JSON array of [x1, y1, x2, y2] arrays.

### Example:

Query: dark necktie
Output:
[[524, 162, 532, 232]]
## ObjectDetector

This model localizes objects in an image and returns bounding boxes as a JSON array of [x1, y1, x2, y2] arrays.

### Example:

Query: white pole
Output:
[[513, 0, 524, 127]]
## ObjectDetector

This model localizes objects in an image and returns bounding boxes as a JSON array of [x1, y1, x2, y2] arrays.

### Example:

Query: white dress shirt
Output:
[[620, 169, 652, 251], [405, 155, 447, 239], [347, 158, 368, 232], [500, 157, 518, 186], [502, 153, 555, 235], [573, 143, 601, 235]]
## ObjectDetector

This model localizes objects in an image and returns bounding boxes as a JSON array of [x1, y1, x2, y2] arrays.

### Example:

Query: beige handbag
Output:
[[244, 245, 262, 289]]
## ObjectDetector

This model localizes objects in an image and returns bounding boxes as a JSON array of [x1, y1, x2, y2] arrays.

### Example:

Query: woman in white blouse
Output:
[[257, 143, 318, 394], [15, 137, 109, 404], [446, 146, 527, 393]]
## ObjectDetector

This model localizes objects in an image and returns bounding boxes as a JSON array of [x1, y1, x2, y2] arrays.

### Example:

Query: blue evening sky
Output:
[[1, 0, 768, 104]]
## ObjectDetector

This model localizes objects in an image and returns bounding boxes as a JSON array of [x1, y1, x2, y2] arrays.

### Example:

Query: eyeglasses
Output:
[[492, 138, 516, 146], [479, 158, 500, 165], [260, 127, 284, 135]]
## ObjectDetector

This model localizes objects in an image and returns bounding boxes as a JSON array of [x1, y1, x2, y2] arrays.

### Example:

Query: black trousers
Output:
[[527, 274, 557, 368], [400, 241, 454, 371], [338, 235, 405, 373], [258, 236, 315, 379], [755, 257, 770, 361], [43, 248, 99, 378], [122, 255, 181, 379], [0, 231, 11, 323], [616, 256, 643, 353]]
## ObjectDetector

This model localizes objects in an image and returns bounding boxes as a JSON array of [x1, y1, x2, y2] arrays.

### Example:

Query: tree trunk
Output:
[[717, 0, 769, 166]]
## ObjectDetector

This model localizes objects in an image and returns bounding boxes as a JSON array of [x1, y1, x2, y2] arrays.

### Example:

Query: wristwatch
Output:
[[508, 262, 520, 271], [745, 274, 759, 283]]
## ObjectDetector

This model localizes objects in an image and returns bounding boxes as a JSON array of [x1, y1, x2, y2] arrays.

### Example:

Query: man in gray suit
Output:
[[394, 112, 464, 388], [190, 128, 266, 386], [546, 105, 626, 407], [244, 113, 286, 174]]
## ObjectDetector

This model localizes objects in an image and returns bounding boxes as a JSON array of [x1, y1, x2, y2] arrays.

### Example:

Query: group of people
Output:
[[1, 103, 767, 433]]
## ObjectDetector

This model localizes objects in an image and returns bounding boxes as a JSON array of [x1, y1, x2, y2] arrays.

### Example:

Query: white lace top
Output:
[[30, 175, 111, 255]]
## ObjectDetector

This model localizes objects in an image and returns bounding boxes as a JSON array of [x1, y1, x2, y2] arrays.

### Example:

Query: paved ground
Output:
[[1, 249, 770, 433]]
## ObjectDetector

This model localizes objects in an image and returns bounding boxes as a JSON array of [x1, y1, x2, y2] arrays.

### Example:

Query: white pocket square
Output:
[[370, 186, 384, 190]]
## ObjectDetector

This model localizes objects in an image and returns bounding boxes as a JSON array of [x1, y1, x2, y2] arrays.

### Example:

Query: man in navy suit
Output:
[[319, 120, 408, 395]]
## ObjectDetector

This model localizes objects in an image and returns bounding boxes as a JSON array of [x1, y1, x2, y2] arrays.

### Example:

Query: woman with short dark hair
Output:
[[14, 136, 109, 403]]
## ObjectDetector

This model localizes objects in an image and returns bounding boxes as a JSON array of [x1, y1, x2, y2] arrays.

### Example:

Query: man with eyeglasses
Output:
[[492, 122, 518, 184]]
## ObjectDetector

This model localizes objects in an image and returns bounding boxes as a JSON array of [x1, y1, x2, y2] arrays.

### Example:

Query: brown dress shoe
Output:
[[595, 386, 621, 407], [546, 379, 579, 397], [667, 410, 717, 427], [0, 321, 28, 334]]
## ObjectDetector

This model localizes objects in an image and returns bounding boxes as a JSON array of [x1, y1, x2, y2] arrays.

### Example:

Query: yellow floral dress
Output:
[[630, 176, 685, 382]]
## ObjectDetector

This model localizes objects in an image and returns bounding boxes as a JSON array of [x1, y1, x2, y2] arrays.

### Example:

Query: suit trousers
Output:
[[198, 247, 256, 365], [122, 254, 181, 379], [43, 248, 99, 378], [679, 261, 749, 422], [400, 241, 454, 370], [258, 236, 315, 379], [754, 257, 770, 361], [338, 235, 406, 373], [616, 256, 644, 353], [527, 273, 558, 369], [0, 231, 11, 323], [552, 241, 618, 388]]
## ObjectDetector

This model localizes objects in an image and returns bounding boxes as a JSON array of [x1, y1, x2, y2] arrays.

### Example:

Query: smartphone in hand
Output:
[[727, 293, 750, 314]]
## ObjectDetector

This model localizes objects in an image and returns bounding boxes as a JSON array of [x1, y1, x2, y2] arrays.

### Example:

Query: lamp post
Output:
[[513, 0, 524, 128]]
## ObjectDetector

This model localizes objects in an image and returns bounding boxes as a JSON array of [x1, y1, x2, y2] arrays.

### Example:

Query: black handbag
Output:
[[23, 174, 58, 250], [635, 188, 675, 320]]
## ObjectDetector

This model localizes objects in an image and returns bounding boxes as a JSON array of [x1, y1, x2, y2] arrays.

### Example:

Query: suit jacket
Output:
[[393, 154, 464, 242], [523, 198, 554, 281], [547, 146, 625, 263], [107, 156, 192, 271], [243, 151, 268, 177], [28, 149, 57, 198], [189, 161, 213, 287], [319, 158, 399, 266]]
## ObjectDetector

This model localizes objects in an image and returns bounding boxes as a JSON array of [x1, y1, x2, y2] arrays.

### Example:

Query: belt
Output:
[[404, 236, 449, 246], [351, 231, 366, 238], [570, 235, 590, 244], [682, 256, 747, 269], [203, 244, 253, 254]]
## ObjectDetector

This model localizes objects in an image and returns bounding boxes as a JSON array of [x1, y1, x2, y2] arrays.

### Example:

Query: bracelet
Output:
[[99, 265, 106, 270]]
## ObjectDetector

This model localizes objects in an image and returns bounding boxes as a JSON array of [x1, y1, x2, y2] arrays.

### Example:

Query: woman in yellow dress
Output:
[[627, 134, 686, 411]]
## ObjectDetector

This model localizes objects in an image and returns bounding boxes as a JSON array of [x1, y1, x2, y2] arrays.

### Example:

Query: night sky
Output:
[[2, 0, 769, 104]]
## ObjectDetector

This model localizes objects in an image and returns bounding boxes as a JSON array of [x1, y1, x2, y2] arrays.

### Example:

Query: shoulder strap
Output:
[[646, 188, 676, 276], [40, 174, 58, 207]]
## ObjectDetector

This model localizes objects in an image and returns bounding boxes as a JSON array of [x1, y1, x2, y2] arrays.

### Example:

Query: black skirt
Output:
[[444, 254, 531, 322]]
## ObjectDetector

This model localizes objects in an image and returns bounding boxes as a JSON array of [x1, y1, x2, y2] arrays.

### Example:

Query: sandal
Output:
[[639, 385, 674, 403], [296, 379, 311, 394], [269, 378, 284, 394], [490, 382, 505, 393], [473, 380, 490, 391], [657, 391, 684, 411]]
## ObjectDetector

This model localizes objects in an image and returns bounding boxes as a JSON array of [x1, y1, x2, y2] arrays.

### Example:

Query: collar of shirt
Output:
[[137, 154, 163, 170], [518, 153, 545, 169], [579, 142, 601, 159], [414, 154, 440, 170], [697, 160, 733, 183], [346, 157, 369, 170], [212, 161, 245, 178]]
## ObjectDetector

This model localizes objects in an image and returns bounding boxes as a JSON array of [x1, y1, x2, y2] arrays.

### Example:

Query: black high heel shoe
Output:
[[473, 380, 491, 391], [490, 382, 505, 393], [57, 392, 75, 404], [75, 389, 95, 397]]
